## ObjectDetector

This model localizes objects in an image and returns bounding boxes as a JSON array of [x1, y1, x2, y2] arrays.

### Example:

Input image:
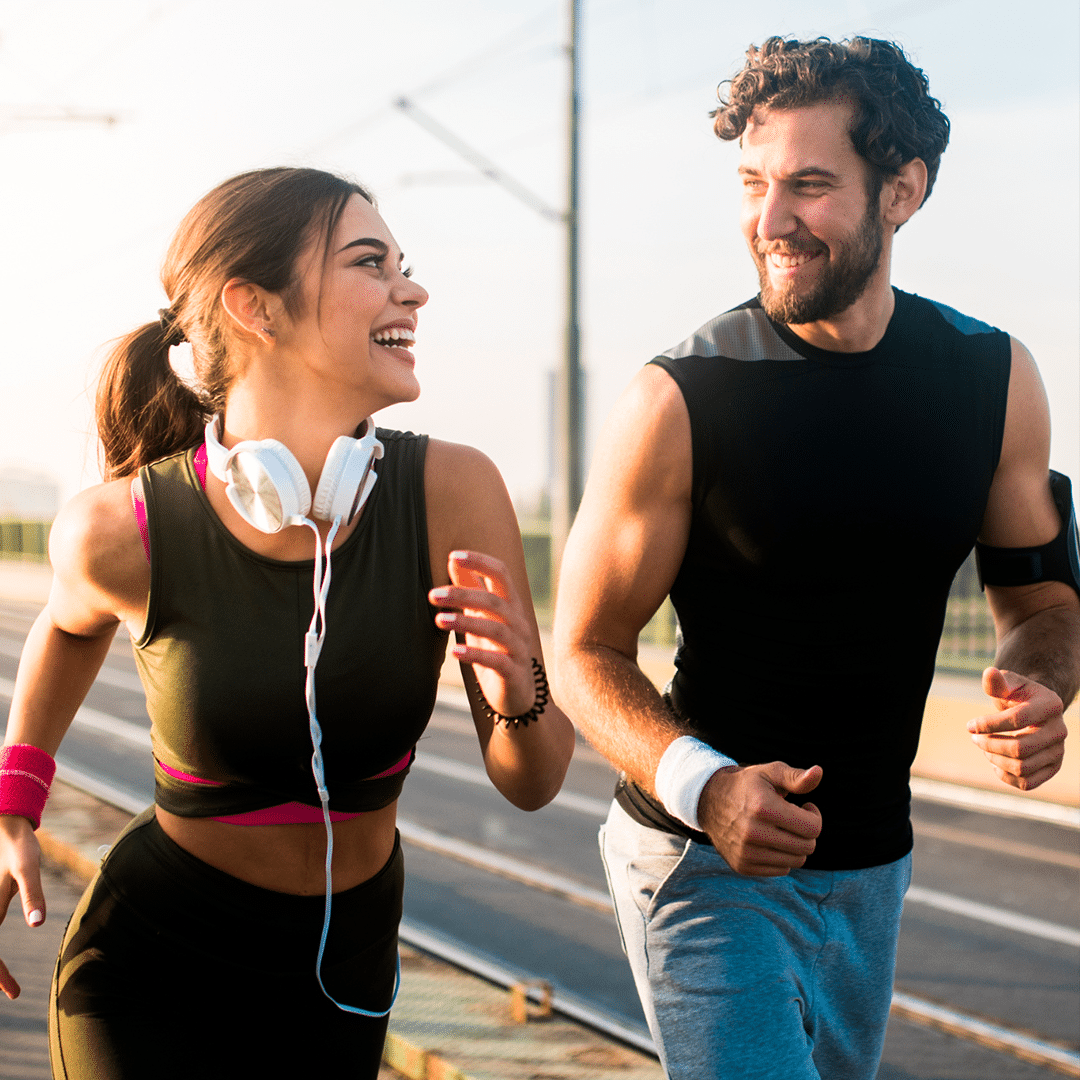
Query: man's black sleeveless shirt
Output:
[[619, 290, 1011, 869]]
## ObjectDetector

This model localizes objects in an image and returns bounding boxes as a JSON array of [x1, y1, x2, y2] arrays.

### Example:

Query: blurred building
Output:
[[0, 467, 60, 521], [0, 467, 60, 561]]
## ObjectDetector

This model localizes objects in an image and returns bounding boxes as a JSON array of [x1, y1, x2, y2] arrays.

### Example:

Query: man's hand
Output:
[[968, 667, 1067, 791], [698, 762, 823, 876]]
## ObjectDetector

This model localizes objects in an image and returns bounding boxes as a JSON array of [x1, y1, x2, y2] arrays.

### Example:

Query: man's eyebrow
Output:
[[788, 167, 840, 181], [336, 237, 390, 255], [738, 165, 840, 181]]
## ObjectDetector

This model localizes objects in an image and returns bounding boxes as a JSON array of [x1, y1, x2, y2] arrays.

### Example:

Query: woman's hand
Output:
[[429, 550, 538, 720], [0, 814, 46, 1000], [423, 442, 575, 810]]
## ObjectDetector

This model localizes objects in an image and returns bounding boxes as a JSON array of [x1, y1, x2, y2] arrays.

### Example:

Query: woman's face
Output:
[[282, 193, 429, 411]]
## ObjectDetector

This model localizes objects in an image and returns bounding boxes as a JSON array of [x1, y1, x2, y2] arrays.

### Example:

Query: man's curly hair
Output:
[[713, 36, 950, 206]]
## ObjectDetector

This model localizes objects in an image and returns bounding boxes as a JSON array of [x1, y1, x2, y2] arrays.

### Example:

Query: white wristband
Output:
[[654, 736, 738, 831]]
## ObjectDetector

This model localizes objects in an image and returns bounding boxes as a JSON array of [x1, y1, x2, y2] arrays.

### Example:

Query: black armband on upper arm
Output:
[[975, 471, 1080, 597]]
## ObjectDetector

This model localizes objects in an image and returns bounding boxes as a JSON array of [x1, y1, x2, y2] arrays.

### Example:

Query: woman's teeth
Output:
[[372, 328, 415, 346]]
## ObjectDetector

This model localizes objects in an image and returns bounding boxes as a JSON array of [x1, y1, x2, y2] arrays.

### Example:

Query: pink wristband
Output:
[[0, 744, 57, 830]]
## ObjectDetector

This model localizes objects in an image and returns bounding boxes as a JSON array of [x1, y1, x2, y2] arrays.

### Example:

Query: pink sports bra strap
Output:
[[132, 444, 208, 564], [130, 479, 151, 564], [193, 443, 208, 489]]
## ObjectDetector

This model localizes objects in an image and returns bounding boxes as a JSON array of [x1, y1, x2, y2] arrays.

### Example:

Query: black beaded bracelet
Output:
[[478, 658, 550, 729]]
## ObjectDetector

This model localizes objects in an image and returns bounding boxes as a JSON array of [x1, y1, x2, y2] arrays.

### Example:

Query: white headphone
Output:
[[203, 415, 384, 533]]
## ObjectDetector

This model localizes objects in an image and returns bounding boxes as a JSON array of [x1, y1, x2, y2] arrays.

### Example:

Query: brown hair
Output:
[[713, 36, 950, 205], [96, 167, 374, 481]]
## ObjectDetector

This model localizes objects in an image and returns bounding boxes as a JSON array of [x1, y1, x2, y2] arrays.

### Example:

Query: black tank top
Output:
[[134, 430, 448, 817], [618, 290, 1010, 869]]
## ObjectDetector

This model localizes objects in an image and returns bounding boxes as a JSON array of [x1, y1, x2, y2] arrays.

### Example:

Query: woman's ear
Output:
[[882, 157, 928, 228], [221, 278, 278, 345]]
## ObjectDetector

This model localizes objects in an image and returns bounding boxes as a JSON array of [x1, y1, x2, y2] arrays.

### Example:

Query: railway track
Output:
[[1, 599, 1078, 1077]]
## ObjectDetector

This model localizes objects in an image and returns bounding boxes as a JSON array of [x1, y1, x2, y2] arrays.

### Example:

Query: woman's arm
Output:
[[0, 479, 147, 998], [425, 440, 574, 811]]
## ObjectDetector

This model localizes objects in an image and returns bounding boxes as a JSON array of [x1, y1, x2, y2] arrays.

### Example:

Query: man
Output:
[[552, 36, 1080, 1080]]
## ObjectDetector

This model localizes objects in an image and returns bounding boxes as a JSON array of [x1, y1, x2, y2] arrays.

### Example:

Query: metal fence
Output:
[[936, 550, 997, 674], [522, 530, 997, 674], [0, 520, 50, 562]]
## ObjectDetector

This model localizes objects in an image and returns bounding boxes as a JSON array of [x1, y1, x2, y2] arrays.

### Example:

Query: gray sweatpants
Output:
[[600, 800, 911, 1079]]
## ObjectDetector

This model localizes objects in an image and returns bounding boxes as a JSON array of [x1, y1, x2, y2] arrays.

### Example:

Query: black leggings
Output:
[[49, 808, 402, 1079]]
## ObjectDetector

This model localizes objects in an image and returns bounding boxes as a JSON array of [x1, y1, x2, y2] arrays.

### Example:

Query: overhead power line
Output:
[[300, 6, 557, 159], [0, 105, 118, 135], [407, 5, 557, 100], [394, 97, 565, 223]]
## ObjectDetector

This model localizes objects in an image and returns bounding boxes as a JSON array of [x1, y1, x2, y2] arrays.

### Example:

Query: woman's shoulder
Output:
[[423, 439, 517, 563], [49, 477, 149, 630], [424, 438, 505, 498]]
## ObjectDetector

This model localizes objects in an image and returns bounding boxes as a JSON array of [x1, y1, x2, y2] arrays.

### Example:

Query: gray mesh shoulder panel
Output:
[[928, 300, 999, 337], [661, 306, 804, 362]]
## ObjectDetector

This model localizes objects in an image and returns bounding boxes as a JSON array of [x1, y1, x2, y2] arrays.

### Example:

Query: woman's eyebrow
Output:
[[336, 237, 389, 255]]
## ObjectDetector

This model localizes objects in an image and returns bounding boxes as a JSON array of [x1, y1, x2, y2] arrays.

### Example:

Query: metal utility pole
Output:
[[549, 0, 583, 592], [394, 4, 585, 595]]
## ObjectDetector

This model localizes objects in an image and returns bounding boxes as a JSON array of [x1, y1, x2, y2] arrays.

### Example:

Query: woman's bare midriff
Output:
[[155, 802, 399, 896]]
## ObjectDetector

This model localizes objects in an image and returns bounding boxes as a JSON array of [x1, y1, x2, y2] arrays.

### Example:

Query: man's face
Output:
[[739, 102, 885, 326]]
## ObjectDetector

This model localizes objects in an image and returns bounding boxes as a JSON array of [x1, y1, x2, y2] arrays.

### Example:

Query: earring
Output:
[[261, 327, 275, 338]]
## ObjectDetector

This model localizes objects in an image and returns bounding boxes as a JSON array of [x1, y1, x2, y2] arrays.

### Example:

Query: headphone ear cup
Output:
[[226, 441, 312, 533], [313, 436, 378, 524]]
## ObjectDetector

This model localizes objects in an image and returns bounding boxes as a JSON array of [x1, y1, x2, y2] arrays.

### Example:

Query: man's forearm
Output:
[[554, 641, 687, 792], [995, 606, 1080, 707]]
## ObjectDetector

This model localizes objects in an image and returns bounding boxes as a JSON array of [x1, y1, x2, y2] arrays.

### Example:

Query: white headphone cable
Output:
[[302, 514, 401, 1017]]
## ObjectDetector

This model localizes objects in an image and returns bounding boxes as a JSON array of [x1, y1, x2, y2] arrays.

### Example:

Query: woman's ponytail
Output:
[[95, 318, 206, 482]]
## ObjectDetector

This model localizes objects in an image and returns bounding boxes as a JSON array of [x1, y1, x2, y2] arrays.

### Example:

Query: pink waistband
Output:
[[213, 802, 360, 826], [155, 749, 414, 825]]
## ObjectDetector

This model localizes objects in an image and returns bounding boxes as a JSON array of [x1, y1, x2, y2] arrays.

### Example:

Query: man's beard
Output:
[[754, 202, 883, 326]]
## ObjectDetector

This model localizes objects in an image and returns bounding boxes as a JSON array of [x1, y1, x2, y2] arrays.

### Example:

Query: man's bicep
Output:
[[978, 338, 1080, 635], [561, 496, 689, 657], [979, 338, 1058, 548], [557, 365, 692, 658]]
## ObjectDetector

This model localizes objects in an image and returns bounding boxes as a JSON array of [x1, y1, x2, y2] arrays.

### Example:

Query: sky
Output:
[[0, 0, 1076, 517]]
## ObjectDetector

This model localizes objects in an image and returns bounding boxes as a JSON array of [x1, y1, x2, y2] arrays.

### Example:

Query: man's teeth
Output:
[[372, 328, 415, 346], [768, 251, 819, 268]]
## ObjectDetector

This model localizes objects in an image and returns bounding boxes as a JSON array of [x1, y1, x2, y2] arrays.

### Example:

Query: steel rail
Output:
[[890, 992, 1080, 1077], [398, 918, 659, 1057]]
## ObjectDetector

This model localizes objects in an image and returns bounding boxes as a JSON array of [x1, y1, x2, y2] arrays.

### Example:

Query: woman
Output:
[[0, 167, 575, 1078]]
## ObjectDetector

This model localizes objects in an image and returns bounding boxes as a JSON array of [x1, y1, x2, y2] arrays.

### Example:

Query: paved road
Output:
[[1, 598, 1077, 1078]]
